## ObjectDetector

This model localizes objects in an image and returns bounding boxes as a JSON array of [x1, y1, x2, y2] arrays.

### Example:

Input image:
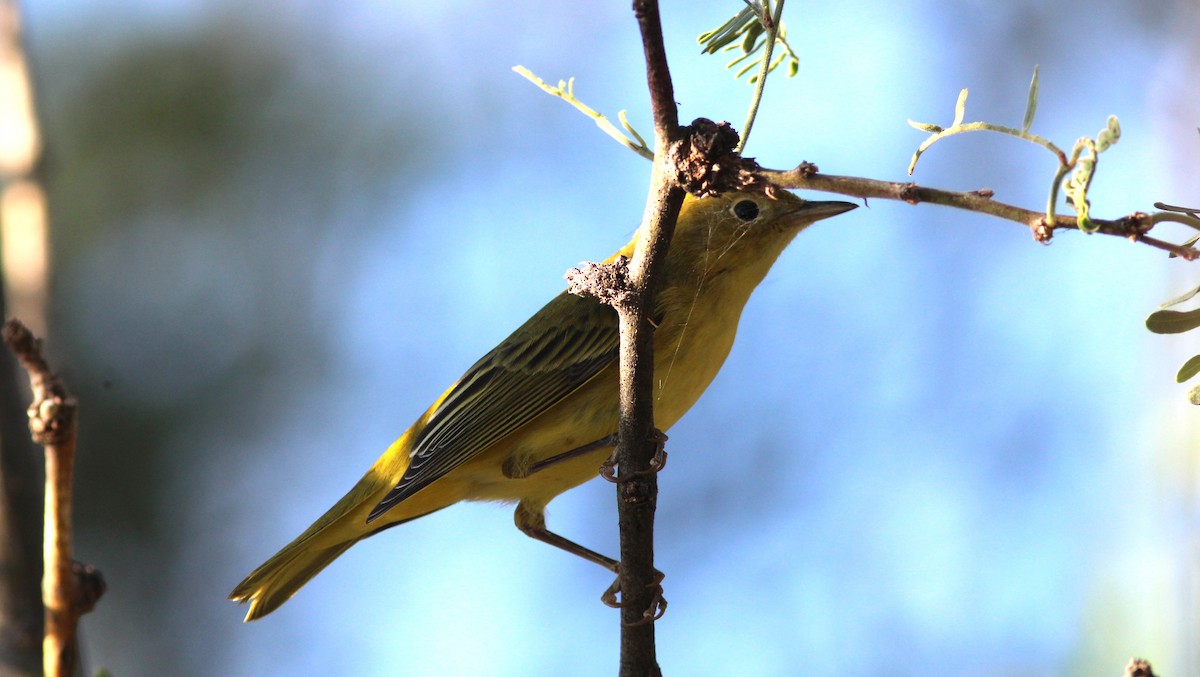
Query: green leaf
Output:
[[1158, 284, 1200, 309], [1022, 65, 1039, 133], [1177, 355, 1200, 383], [698, 6, 758, 54], [1146, 308, 1200, 334], [741, 21, 764, 53]]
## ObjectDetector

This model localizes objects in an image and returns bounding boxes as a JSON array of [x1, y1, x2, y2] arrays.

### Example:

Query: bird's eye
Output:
[[732, 199, 759, 221]]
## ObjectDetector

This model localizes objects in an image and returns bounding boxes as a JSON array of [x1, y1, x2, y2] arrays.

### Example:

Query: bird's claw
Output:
[[600, 569, 667, 624], [599, 430, 669, 483]]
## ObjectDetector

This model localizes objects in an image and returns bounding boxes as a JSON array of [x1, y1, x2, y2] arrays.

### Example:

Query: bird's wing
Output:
[[367, 290, 619, 522]]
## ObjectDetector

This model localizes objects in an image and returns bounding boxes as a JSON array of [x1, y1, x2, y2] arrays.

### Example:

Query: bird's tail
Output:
[[230, 495, 442, 621], [230, 431, 441, 621], [229, 532, 359, 622]]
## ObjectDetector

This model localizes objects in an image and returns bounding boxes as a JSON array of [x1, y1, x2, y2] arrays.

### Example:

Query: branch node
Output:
[[566, 256, 633, 308], [70, 562, 106, 615], [667, 118, 762, 197], [2, 319, 77, 446], [972, 188, 995, 199], [1031, 218, 1055, 244], [794, 161, 819, 178], [899, 183, 921, 205], [1121, 212, 1153, 240], [618, 473, 657, 505]]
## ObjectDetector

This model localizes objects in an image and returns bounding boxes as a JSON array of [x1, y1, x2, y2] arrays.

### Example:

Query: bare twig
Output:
[[511, 67, 653, 160], [2, 319, 102, 677], [766, 164, 1200, 259]]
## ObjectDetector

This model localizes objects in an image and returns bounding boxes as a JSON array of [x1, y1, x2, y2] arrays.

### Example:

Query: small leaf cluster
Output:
[[1146, 204, 1200, 401], [698, 1, 799, 84]]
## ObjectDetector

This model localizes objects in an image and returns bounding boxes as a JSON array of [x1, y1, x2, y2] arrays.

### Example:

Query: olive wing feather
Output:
[[367, 291, 619, 522]]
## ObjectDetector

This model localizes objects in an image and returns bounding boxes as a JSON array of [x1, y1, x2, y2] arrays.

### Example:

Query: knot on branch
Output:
[[618, 472, 657, 506], [566, 256, 633, 308], [1120, 212, 1153, 241], [794, 161, 820, 178], [71, 561, 106, 615], [1031, 218, 1054, 244], [3, 319, 77, 445], [27, 390, 76, 446], [667, 118, 763, 197]]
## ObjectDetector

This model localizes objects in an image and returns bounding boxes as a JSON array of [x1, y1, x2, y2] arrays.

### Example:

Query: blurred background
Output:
[[6, 0, 1198, 674]]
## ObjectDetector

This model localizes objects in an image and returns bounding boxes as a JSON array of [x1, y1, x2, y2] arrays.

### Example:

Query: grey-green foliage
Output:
[[32, 10, 444, 675], [697, 1, 800, 84]]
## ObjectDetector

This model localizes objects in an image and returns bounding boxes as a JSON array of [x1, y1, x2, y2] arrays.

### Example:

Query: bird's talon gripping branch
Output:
[[630, 586, 668, 626], [599, 430, 668, 483], [600, 569, 667, 622], [600, 451, 618, 482], [601, 577, 624, 608]]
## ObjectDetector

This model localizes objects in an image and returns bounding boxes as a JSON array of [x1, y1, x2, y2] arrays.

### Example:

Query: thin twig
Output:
[[511, 67, 654, 160], [737, 0, 784, 153], [2, 319, 101, 677], [765, 165, 1200, 259]]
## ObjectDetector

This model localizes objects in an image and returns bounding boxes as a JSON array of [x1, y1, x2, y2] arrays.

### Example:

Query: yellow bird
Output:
[[230, 190, 854, 621]]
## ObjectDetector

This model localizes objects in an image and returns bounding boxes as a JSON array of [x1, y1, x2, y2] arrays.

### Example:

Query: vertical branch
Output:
[[616, 1, 684, 675], [0, 2, 48, 674], [3, 320, 102, 677], [634, 0, 679, 135], [0, 314, 40, 677]]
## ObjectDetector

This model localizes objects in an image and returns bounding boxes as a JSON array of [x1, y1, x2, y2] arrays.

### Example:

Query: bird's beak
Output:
[[796, 200, 857, 221]]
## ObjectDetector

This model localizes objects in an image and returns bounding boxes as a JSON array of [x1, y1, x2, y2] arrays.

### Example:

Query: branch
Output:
[[765, 164, 1200, 260], [0, 3, 54, 671], [610, 1, 682, 674], [636, 0, 678, 136], [2, 319, 104, 677], [737, 0, 785, 152], [580, 11, 774, 672]]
